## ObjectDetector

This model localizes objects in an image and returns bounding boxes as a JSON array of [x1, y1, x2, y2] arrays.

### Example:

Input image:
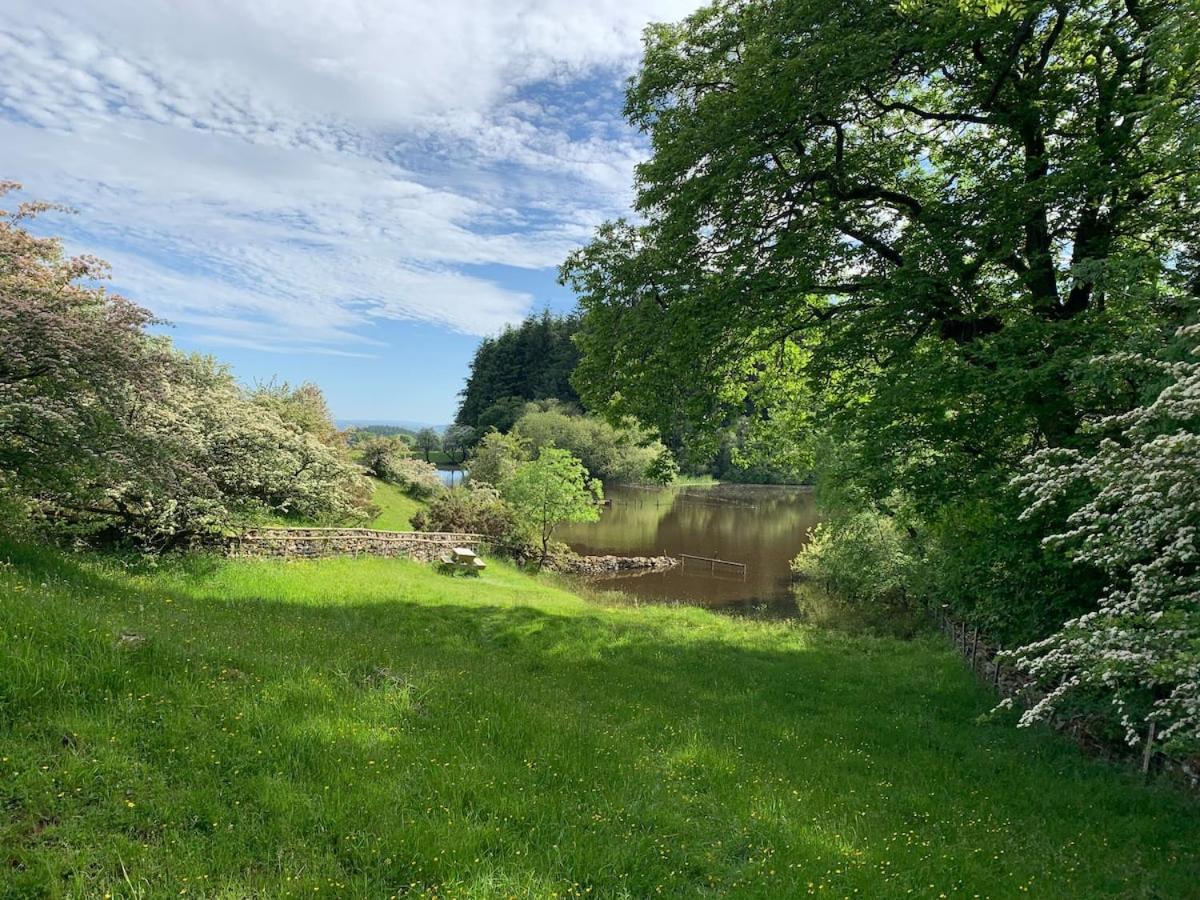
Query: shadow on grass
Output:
[[3, 540, 1199, 897]]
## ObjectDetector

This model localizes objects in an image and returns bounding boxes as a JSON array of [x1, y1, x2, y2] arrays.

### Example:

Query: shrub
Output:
[[0, 183, 371, 547], [791, 509, 912, 606], [411, 483, 516, 542], [467, 429, 530, 488], [1002, 328, 1200, 760], [357, 436, 412, 482], [386, 456, 444, 500], [643, 448, 680, 485], [513, 405, 666, 484], [502, 448, 602, 564]]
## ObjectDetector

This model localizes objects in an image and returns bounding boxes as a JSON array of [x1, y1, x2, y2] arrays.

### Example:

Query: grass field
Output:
[[1, 540, 1196, 898], [368, 478, 424, 531]]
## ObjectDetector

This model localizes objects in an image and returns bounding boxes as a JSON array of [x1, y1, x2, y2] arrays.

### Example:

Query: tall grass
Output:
[[1, 539, 1196, 897]]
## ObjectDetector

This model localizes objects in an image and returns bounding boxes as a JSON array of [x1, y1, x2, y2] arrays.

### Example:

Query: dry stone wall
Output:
[[221, 528, 487, 562], [549, 554, 678, 576]]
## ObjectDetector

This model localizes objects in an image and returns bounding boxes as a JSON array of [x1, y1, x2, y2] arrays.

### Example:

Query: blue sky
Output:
[[0, 0, 699, 425]]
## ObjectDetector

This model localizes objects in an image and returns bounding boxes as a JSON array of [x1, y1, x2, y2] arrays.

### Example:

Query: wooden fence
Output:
[[678, 553, 747, 578], [931, 603, 1199, 786]]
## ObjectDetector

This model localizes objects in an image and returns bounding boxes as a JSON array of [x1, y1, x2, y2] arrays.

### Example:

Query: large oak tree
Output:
[[563, 0, 1200, 510]]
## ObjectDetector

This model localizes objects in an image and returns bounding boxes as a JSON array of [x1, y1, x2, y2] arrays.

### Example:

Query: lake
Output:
[[558, 483, 819, 616], [437, 467, 467, 487]]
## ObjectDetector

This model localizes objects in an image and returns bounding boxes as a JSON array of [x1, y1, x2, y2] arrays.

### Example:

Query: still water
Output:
[[558, 483, 819, 615], [437, 467, 467, 487]]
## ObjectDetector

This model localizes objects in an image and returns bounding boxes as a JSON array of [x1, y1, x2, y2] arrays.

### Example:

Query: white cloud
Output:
[[0, 0, 699, 348]]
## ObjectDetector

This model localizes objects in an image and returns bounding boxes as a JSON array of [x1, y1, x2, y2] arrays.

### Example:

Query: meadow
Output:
[[2, 539, 1196, 898]]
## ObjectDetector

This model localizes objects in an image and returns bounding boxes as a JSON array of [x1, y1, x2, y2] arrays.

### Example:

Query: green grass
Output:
[[1, 540, 1196, 898], [670, 474, 721, 486], [368, 478, 423, 531]]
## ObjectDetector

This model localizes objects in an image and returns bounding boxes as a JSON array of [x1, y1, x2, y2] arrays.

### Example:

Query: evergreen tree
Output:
[[456, 311, 582, 427]]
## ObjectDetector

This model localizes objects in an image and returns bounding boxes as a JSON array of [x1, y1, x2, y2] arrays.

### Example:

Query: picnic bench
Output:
[[437, 546, 486, 576]]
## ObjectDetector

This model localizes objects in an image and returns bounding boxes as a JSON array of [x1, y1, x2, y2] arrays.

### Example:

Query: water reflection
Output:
[[558, 483, 819, 615], [437, 467, 467, 487]]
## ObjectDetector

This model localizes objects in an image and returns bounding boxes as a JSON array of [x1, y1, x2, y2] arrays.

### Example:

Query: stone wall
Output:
[[221, 528, 487, 562], [549, 554, 678, 576], [221, 528, 681, 577]]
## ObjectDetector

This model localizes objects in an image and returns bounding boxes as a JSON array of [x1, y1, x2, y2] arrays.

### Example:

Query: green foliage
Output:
[[347, 424, 417, 444], [1003, 328, 1200, 757], [475, 395, 527, 433], [456, 310, 582, 428], [791, 511, 913, 606], [412, 427, 441, 462], [467, 429, 530, 488], [357, 435, 412, 481], [514, 403, 667, 484], [502, 447, 603, 562], [560, 0, 1200, 666], [247, 380, 342, 447], [912, 496, 1104, 645], [643, 447, 680, 485], [383, 456, 445, 501], [1, 537, 1197, 896], [411, 483, 518, 544], [0, 185, 370, 546]]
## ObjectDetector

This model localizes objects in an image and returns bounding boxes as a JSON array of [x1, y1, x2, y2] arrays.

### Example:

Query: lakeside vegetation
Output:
[[454, 312, 809, 485], [3, 538, 1197, 897], [2, 0, 1199, 893], [562, 0, 1200, 765]]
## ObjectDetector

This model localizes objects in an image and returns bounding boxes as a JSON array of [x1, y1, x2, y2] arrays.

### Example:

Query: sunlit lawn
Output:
[[369, 478, 424, 531], [1, 540, 1196, 898]]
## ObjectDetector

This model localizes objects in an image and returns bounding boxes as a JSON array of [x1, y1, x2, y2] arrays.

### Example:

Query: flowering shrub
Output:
[[357, 436, 412, 482], [1004, 327, 1200, 759], [386, 456, 445, 500], [0, 183, 371, 546]]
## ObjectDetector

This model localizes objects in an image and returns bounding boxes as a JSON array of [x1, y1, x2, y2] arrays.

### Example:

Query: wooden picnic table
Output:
[[438, 546, 486, 575]]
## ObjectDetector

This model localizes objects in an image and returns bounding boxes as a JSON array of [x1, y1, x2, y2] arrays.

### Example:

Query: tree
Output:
[[383, 457, 445, 499], [249, 380, 343, 448], [1003, 327, 1200, 760], [476, 396, 527, 434], [644, 447, 680, 485], [456, 311, 582, 428], [467, 429, 530, 488], [357, 435, 411, 481], [413, 428, 441, 462], [0, 183, 372, 546], [0, 181, 163, 498], [441, 424, 477, 465], [513, 404, 667, 484], [562, 0, 1199, 494], [560, 0, 1199, 635], [502, 448, 603, 565]]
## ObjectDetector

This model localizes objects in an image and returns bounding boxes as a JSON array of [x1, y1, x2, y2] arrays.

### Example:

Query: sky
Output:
[[0, 0, 700, 425]]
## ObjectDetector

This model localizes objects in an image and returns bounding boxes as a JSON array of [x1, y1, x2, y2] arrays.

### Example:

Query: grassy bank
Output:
[[368, 478, 423, 531], [1, 541, 1196, 898]]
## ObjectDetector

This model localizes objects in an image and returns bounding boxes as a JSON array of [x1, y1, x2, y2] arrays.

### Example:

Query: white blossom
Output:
[[1003, 327, 1200, 759]]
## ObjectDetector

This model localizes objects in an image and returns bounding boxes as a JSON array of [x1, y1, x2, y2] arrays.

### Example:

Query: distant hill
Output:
[[338, 419, 448, 434]]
